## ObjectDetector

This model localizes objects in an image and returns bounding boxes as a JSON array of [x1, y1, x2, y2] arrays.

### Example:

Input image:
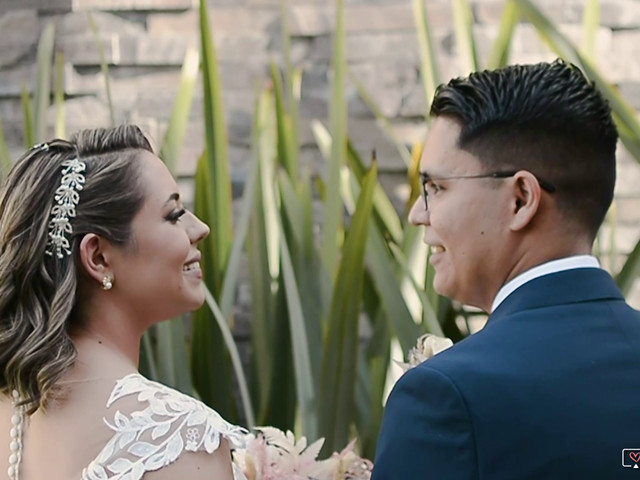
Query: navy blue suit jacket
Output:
[[372, 268, 640, 479]]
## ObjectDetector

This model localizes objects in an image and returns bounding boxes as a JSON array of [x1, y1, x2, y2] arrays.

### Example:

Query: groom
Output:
[[372, 59, 640, 479]]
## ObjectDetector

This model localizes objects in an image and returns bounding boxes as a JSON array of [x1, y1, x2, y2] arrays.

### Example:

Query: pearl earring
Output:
[[101, 275, 113, 290]]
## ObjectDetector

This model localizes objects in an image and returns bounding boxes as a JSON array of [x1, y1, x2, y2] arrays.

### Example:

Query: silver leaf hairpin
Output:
[[45, 157, 86, 259]]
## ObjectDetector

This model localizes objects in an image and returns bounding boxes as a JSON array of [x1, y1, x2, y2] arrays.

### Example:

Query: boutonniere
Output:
[[395, 334, 453, 372]]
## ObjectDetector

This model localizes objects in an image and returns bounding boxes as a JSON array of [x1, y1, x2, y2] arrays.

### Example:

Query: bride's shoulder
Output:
[[82, 373, 247, 480]]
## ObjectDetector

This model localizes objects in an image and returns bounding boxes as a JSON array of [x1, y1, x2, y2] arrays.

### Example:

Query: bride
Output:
[[0, 125, 246, 479]]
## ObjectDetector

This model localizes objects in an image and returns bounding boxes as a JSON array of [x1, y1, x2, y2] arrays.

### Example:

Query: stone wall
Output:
[[1, 0, 640, 304]]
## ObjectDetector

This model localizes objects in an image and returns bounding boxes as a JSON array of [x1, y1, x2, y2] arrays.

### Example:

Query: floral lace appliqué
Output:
[[81, 373, 247, 480]]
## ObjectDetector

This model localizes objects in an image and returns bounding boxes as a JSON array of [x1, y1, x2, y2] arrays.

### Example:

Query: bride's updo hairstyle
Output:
[[0, 125, 152, 414]]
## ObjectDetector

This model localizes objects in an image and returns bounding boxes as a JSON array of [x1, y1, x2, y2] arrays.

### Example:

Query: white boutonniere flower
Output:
[[395, 334, 453, 372]]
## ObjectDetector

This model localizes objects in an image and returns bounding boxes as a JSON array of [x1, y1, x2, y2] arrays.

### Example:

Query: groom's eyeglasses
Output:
[[419, 170, 556, 211]]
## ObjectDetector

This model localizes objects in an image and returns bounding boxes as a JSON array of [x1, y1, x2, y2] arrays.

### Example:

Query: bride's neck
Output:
[[70, 330, 140, 381]]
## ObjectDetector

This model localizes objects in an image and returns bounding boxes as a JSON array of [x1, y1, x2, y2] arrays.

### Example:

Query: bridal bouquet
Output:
[[231, 334, 451, 479], [232, 427, 372, 480]]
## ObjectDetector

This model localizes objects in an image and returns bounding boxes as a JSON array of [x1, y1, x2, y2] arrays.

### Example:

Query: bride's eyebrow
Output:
[[164, 193, 180, 205]]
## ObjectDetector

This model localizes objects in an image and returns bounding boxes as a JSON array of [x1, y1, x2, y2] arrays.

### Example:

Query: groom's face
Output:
[[408, 116, 511, 311]]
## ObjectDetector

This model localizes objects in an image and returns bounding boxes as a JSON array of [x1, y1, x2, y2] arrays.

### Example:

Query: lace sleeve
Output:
[[81, 374, 247, 480]]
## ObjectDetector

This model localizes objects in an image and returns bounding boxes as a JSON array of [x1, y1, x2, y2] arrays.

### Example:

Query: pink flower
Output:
[[232, 428, 372, 480]]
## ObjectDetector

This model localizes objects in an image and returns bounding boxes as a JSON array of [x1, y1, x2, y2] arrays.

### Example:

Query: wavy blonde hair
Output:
[[0, 125, 152, 414]]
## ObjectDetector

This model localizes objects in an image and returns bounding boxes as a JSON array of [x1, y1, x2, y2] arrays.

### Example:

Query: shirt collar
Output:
[[490, 255, 601, 313]]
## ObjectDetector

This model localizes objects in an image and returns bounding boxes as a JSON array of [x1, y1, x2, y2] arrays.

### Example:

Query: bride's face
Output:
[[107, 151, 210, 325]]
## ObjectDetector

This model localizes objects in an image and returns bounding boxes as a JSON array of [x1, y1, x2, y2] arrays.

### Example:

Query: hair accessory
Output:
[[101, 275, 113, 291], [45, 157, 86, 259], [8, 389, 23, 480], [32, 142, 49, 152]]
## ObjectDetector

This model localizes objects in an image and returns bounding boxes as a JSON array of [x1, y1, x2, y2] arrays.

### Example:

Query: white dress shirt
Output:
[[490, 255, 601, 312]]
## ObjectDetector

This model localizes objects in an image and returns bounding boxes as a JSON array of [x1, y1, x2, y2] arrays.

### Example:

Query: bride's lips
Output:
[[183, 253, 202, 278]]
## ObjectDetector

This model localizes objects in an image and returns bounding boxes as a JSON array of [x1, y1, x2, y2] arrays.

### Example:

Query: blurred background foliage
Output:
[[2, 0, 640, 460]]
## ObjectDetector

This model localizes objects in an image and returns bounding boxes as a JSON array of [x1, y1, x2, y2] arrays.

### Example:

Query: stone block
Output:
[[615, 196, 640, 226], [350, 61, 418, 90], [507, 51, 559, 68], [511, 23, 574, 55], [227, 109, 253, 147], [173, 140, 253, 179], [599, 0, 640, 28], [217, 62, 269, 90], [168, 119, 203, 175], [611, 30, 640, 56], [348, 61, 419, 118], [60, 96, 114, 133], [341, 2, 453, 33], [147, 10, 196, 34], [185, 89, 257, 132], [114, 67, 182, 92], [387, 119, 427, 145], [148, 8, 279, 36], [615, 153, 640, 196], [246, 0, 279, 5], [215, 34, 271, 62], [63, 64, 103, 95], [510, 22, 612, 57], [346, 117, 409, 171], [135, 35, 196, 66], [176, 176, 195, 205], [249, 0, 328, 5], [60, 30, 224, 67], [136, 86, 185, 120], [298, 145, 326, 178], [473, 0, 510, 25], [378, 170, 412, 213], [0, 0, 71, 13], [398, 84, 427, 117], [304, 35, 332, 63], [0, 97, 25, 125], [348, 86, 404, 118], [0, 64, 37, 96], [56, 33, 130, 66], [345, 32, 419, 62], [476, 0, 583, 25], [0, 10, 38, 67], [300, 64, 329, 100], [71, 0, 196, 11], [295, 114, 322, 148], [288, 4, 335, 36], [0, 98, 29, 154], [56, 10, 144, 36], [597, 222, 640, 257], [598, 54, 640, 84], [344, 3, 414, 33], [280, 36, 315, 66], [617, 82, 640, 110]]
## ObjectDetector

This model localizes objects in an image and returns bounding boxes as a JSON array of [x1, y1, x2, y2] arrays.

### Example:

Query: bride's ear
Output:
[[78, 233, 112, 285]]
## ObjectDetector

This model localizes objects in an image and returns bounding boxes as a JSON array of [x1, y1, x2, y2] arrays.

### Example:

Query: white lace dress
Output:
[[80, 373, 247, 480]]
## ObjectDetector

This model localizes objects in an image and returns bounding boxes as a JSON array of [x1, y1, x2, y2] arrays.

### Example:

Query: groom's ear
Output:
[[508, 171, 542, 232]]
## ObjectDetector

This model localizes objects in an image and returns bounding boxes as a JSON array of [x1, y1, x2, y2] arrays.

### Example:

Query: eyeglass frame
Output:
[[419, 170, 556, 211]]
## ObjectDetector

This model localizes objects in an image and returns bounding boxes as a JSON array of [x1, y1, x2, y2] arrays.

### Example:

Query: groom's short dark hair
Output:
[[430, 59, 618, 239]]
